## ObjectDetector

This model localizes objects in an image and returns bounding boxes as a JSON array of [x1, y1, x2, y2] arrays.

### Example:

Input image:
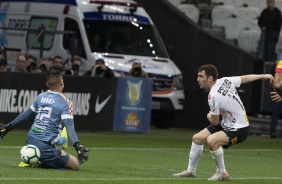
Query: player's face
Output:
[[197, 70, 210, 92]]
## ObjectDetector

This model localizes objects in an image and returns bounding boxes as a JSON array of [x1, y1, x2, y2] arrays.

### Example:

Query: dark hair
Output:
[[26, 54, 37, 62], [198, 64, 218, 80], [53, 55, 63, 62], [95, 59, 105, 65], [131, 67, 142, 77], [73, 57, 82, 63], [46, 70, 62, 89]]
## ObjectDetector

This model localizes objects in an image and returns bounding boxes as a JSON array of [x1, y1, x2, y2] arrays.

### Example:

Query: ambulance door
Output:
[[61, 17, 87, 70], [26, 16, 58, 60]]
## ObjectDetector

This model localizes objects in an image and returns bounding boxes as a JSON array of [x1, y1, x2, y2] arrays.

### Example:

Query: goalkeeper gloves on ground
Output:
[[0, 123, 13, 141], [73, 141, 89, 164]]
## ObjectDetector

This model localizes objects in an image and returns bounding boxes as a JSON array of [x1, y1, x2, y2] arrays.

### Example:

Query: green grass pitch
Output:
[[0, 128, 281, 184]]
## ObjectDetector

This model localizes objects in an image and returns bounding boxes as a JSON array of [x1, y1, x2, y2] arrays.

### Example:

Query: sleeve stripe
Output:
[[61, 114, 73, 119], [30, 105, 36, 112], [276, 68, 282, 73], [276, 60, 282, 73]]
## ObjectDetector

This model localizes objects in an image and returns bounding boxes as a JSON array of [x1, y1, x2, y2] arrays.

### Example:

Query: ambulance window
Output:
[[83, 20, 167, 57], [27, 17, 57, 50], [63, 18, 86, 59]]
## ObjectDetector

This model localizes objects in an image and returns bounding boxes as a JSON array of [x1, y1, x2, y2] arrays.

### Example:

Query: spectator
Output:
[[127, 62, 149, 78], [38, 57, 50, 73], [65, 57, 82, 76], [11, 53, 28, 72], [0, 50, 7, 72], [84, 59, 114, 79], [258, 0, 282, 62], [90, 34, 102, 52], [49, 55, 64, 73], [26, 55, 39, 73]]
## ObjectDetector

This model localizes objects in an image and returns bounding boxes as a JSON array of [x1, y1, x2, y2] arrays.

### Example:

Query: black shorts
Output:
[[206, 123, 249, 149]]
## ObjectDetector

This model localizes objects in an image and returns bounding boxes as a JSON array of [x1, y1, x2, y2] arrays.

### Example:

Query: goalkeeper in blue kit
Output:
[[0, 70, 89, 170]]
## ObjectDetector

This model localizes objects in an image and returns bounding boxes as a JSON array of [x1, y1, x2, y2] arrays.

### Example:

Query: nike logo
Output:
[[95, 95, 111, 113]]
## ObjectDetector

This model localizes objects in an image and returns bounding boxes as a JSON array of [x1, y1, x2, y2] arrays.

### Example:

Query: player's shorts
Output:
[[26, 136, 70, 169], [207, 123, 249, 149]]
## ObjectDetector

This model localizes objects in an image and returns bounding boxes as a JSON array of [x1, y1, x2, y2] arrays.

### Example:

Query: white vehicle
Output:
[[0, 0, 184, 127]]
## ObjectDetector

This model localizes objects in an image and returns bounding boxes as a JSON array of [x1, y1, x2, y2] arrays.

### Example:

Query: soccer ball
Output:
[[20, 144, 41, 164]]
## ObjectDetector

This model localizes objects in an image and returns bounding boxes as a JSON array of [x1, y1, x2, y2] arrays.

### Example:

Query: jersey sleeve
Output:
[[10, 108, 36, 128], [225, 76, 241, 88], [10, 96, 40, 127], [276, 59, 282, 73], [208, 94, 220, 115], [62, 119, 79, 145], [61, 98, 74, 120]]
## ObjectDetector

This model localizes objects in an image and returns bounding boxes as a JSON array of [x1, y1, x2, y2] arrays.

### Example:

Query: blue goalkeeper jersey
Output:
[[28, 90, 75, 143]]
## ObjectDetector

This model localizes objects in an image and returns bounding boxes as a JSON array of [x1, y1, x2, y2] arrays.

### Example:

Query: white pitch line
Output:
[[0, 177, 281, 181], [0, 146, 281, 152]]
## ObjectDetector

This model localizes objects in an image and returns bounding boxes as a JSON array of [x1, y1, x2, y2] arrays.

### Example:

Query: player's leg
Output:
[[207, 131, 229, 170], [60, 126, 68, 149], [207, 127, 249, 181], [206, 131, 229, 180], [173, 127, 211, 177], [188, 128, 211, 172], [64, 151, 80, 170]]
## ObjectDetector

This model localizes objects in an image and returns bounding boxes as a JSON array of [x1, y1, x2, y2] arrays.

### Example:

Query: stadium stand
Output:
[[243, 0, 265, 12], [178, 4, 200, 23], [224, 18, 247, 41], [237, 6, 260, 23], [276, 34, 282, 57], [237, 29, 261, 53], [167, 0, 282, 58], [211, 5, 236, 27], [210, 0, 224, 4], [167, 0, 183, 7], [224, 0, 244, 9]]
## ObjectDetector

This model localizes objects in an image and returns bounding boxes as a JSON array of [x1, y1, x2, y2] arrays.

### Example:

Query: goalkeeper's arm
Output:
[[0, 108, 36, 141], [62, 119, 89, 164]]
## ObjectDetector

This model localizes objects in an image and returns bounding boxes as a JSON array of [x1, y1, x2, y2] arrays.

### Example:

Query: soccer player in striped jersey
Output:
[[271, 54, 282, 101], [0, 70, 89, 170]]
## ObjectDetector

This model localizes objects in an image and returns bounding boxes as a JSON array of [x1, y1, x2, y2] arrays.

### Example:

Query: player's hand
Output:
[[270, 91, 282, 102], [0, 123, 13, 142], [74, 142, 89, 164], [207, 112, 211, 121], [263, 74, 274, 84]]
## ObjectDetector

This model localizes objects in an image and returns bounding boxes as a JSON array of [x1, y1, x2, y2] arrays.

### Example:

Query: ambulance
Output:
[[0, 0, 184, 127]]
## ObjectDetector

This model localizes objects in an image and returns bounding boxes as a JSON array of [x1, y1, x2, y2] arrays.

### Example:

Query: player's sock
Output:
[[210, 147, 226, 173], [60, 127, 68, 149], [187, 142, 203, 173]]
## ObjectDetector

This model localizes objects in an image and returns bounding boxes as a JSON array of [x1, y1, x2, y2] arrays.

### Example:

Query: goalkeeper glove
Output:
[[0, 123, 13, 142], [73, 141, 89, 164]]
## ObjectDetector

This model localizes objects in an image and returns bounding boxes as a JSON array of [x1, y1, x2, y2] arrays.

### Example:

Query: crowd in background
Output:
[[0, 50, 148, 79]]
